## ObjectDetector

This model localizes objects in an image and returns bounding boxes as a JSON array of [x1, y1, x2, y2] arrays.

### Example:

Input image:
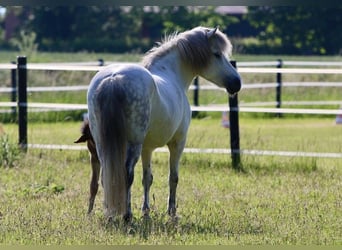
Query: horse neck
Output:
[[147, 49, 195, 91]]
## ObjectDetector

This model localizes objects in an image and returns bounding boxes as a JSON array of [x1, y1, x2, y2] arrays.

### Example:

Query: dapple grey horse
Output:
[[85, 26, 241, 221]]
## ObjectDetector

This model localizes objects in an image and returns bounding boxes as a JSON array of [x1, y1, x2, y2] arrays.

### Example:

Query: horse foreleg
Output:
[[141, 148, 153, 216], [88, 154, 100, 214], [167, 138, 186, 217]]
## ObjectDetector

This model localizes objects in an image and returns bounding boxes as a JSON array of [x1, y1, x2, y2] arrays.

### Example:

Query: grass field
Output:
[[0, 117, 341, 245], [0, 51, 341, 244]]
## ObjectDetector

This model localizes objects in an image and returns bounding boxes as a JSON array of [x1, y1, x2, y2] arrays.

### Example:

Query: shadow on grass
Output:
[[99, 210, 269, 244], [101, 211, 227, 241]]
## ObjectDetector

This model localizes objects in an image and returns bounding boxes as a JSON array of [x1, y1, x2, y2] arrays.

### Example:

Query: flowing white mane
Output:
[[142, 26, 232, 71]]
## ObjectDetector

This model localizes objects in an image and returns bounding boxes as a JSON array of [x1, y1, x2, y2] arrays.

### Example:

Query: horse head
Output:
[[175, 26, 241, 95], [201, 27, 241, 95]]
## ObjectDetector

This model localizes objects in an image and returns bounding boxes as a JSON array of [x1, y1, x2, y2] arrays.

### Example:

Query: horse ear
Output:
[[206, 27, 218, 39]]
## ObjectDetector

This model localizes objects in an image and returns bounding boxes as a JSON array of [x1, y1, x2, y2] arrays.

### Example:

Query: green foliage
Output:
[[246, 6, 342, 55], [0, 134, 20, 168], [1, 6, 239, 54], [160, 6, 238, 35], [1, 6, 341, 55], [20, 182, 65, 197], [10, 30, 38, 58]]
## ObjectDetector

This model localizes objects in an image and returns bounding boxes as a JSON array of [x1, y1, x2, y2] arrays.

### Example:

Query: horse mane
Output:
[[142, 26, 232, 71]]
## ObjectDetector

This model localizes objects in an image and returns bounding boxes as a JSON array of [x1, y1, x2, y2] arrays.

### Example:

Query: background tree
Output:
[[1, 6, 341, 55], [247, 6, 342, 55]]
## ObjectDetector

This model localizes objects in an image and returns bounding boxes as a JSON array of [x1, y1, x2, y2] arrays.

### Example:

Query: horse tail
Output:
[[95, 77, 127, 217]]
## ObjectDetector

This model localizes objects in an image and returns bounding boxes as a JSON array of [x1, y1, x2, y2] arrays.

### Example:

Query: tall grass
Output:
[[0, 134, 20, 168]]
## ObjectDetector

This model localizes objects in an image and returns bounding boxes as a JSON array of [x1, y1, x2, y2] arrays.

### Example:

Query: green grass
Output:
[[0, 52, 341, 244], [0, 117, 341, 244]]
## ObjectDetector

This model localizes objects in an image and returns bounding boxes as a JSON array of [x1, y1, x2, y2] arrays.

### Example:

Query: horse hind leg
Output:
[[141, 148, 153, 216], [167, 138, 186, 217], [88, 154, 100, 214], [124, 143, 142, 221], [73, 124, 100, 214]]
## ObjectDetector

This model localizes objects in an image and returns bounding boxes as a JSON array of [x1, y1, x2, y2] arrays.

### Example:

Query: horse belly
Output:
[[143, 87, 191, 149], [143, 110, 191, 150], [143, 128, 174, 149]]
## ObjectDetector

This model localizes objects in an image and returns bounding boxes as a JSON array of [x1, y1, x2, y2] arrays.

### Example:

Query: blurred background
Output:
[[1, 6, 341, 56]]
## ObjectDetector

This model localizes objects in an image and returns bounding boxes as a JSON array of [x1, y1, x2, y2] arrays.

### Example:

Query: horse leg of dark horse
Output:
[[88, 154, 100, 214], [124, 143, 142, 221], [141, 148, 153, 216], [167, 138, 186, 217]]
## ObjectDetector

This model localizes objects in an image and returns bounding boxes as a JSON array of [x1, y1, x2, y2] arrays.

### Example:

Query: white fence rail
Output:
[[2, 81, 342, 94], [1, 102, 342, 115], [27, 144, 342, 159]]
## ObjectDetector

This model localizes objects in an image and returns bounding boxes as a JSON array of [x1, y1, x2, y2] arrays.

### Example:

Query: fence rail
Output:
[[27, 144, 342, 159], [1, 102, 342, 115], [1, 57, 341, 165], [3, 60, 342, 69], [237, 60, 342, 67], [238, 67, 342, 74], [2, 81, 342, 94]]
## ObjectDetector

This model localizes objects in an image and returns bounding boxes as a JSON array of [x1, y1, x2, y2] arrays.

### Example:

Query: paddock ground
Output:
[[0, 117, 341, 244]]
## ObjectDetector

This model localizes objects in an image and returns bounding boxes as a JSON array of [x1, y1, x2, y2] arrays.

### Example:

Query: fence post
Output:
[[276, 59, 283, 117], [11, 61, 17, 120], [98, 58, 104, 66], [17, 56, 27, 152], [192, 76, 199, 118], [229, 61, 241, 170]]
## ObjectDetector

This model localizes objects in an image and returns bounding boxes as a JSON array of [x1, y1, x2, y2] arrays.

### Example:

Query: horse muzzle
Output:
[[226, 75, 241, 95]]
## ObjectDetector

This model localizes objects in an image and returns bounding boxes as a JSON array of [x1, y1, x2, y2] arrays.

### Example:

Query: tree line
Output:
[[1, 6, 341, 55]]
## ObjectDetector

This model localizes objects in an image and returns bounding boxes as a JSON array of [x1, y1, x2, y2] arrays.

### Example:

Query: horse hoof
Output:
[[123, 212, 133, 223], [87, 206, 94, 214], [167, 207, 177, 217], [142, 213, 151, 220], [142, 207, 150, 217]]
